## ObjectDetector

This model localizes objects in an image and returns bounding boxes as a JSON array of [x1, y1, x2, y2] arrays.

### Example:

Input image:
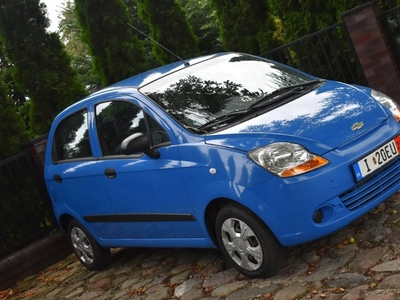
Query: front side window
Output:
[[95, 100, 170, 156], [53, 109, 92, 161]]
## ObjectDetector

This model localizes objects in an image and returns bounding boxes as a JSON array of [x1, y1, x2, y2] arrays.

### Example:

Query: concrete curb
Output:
[[0, 230, 72, 290]]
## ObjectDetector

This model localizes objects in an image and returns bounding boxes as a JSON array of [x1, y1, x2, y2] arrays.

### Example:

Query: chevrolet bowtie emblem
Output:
[[351, 122, 364, 131]]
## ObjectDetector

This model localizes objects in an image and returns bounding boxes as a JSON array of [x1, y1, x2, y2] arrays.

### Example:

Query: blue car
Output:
[[44, 52, 400, 278]]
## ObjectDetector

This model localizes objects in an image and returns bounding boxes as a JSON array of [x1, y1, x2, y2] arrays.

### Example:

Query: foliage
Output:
[[123, 0, 159, 68], [0, 81, 28, 160], [135, 0, 200, 64], [58, 0, 102, 92], [208, 0, 281, 54], [270, 0, 400, 43], [0, 0, 88, 136], [74, 0, 147, 86], [179, 0, 223, 55], [0, 155, 55, 257]]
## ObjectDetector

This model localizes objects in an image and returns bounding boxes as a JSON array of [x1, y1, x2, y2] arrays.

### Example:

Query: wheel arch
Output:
[[204, 198, 280, 247], [59, 213, 74, 233]]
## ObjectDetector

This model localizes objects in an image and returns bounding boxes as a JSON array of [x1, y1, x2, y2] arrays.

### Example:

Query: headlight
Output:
[[371, 89, 400, 122], [248, 142, 329, 177]]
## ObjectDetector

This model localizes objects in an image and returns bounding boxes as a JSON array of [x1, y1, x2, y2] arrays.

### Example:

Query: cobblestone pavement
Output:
[[2, 194, 400, 300]]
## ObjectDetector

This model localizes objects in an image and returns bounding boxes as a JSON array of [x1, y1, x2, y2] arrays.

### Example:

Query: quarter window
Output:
[[53, 109, 92, 161]]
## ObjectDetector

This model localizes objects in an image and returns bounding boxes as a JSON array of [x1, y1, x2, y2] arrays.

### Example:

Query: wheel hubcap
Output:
[[70, 227, 94, 265], [221, 218, 263, 271]]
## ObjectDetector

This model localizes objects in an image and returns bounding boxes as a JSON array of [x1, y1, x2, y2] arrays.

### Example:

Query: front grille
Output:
[[339, 157, 400, 211]]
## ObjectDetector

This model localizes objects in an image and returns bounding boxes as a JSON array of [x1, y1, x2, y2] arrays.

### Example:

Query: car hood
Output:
[[205, 81, 389, 153]]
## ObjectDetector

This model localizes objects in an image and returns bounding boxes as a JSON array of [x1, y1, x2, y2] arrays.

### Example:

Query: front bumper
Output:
[[239, 119, 400, 247]]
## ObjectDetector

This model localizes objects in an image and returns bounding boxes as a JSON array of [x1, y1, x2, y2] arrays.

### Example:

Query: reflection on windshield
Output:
[[142, 53, 312, 131]]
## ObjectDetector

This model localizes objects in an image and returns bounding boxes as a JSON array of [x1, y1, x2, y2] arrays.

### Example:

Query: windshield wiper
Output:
[[196, 108, 251, 132], [249, 79, 324, 109]]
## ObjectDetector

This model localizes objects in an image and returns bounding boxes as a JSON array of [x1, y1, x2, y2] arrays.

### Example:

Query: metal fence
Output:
[[383, 6, 400, 66], [260, 22, 367, 86], [0, 151, 56, 259]]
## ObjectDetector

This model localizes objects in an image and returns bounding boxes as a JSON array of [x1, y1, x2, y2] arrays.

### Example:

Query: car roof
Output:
[[110, 53, 224, 89]]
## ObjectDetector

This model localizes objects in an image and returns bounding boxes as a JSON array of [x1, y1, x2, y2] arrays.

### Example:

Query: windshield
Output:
[[140, 53, 314, 131]]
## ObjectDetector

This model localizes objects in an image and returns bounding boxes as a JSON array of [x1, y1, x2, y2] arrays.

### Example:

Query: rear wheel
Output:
[[215, 203, 285, 278], [68, 219, 111, 270]]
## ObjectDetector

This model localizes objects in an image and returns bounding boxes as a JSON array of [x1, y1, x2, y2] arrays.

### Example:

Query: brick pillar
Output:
[[342, 2, 400, 104]]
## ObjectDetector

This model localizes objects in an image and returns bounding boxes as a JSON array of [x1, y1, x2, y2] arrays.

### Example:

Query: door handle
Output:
[[53, 174, 62, 183], [104, 168, 117, 179]]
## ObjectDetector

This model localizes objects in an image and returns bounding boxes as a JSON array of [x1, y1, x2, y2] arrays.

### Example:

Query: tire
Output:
[[68, 219, 111, 270], [215, 203, 285, 278]]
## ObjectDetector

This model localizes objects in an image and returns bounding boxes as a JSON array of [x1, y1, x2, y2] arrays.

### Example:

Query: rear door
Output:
[[45, 108, 114, 237]]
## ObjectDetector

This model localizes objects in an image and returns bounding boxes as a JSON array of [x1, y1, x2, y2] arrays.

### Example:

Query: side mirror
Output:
[[120, 133, 160, 159]]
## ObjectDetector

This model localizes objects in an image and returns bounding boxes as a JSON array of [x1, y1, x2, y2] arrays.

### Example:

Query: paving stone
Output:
[[170, 263, 192, 275], [91, 277, 111, 289], [273, 260, 308, 281], [120, 277, 142, 290], [145, 274, 169, 289], [349, 246, 389, 273], [174, 277, 203, 297], [377, 274, 400, 288], [179, 287, 205, 300], [194, 262, 225, 278], [170, 269, 192, 285], [65, 286, 85, 299], [147, 265, 174, 279], [357, 221, 393, 244], [211, 280, 249, 297], [364, 293, 397, 300], [341, 285, 369, 300], [203, 268, 239, 290], [57, 280, 85, 296], [95, 290, 114, 300], [127, 278, 153, 291], [146, 283, 168, 294], [386, 212, 400, 224], [273, 282, 308, 300], [176, 251, 199, 265], [225, 285, 279, 300], [88, 271, 109, 283], [328, 228, 356, 245], [142, 260, 160, 269], [77, 290, 104, 300], [197, 251, 220, 266], [145, 286, 169, 300], [326, 273, 372, 288], [304, 252, 354, 282], [371, 258, 400, 272], [328, 243, 359, 259], [45, 286, 64, 298], [112, 290, 131, 299], [142, 265, 164, 277]]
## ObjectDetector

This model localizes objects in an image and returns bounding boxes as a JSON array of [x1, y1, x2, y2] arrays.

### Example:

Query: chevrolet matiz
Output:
[[44, 52, 400, 278]]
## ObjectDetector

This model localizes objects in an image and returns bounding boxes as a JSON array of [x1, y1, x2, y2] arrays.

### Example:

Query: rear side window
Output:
[[52, 109, 92, 161]]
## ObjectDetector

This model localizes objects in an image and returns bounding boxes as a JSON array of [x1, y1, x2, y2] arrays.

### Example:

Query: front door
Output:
[[93, 99, 204, 240]]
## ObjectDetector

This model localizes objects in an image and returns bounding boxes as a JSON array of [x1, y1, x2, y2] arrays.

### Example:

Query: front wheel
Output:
[[68, 219, 111, 270], [215, 204, 285, 278]]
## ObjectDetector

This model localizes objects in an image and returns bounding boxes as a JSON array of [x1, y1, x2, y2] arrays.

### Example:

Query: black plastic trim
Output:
[[83, 214, 196, 223]]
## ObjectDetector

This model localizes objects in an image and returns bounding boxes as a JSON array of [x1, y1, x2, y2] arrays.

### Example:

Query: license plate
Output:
[[353, 136, 400, 181]]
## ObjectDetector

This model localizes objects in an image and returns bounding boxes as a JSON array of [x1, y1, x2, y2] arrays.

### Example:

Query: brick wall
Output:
[[342, 2, 400, 103], [0, 231, 71, 290]]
